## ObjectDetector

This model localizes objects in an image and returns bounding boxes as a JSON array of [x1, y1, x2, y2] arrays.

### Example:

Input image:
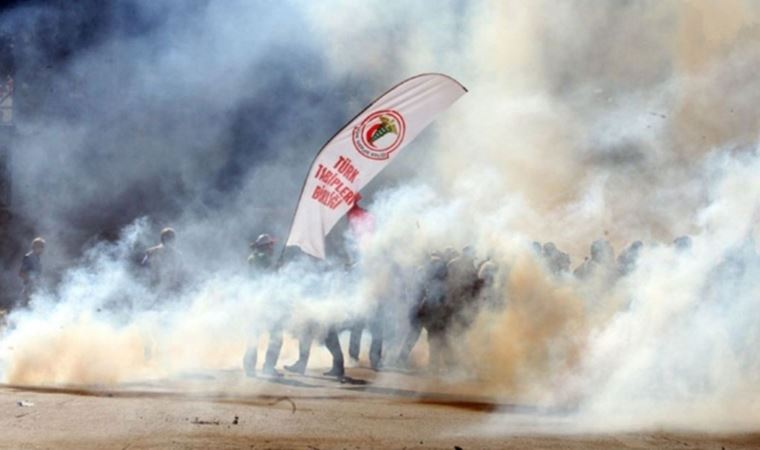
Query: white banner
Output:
[[285, 73, 467, 259]]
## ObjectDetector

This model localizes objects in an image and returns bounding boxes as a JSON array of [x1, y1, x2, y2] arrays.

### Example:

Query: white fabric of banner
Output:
[[285, 73, 467, 259]]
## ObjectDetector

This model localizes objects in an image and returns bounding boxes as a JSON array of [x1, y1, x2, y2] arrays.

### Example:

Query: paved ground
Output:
[[1, 366, 759, 449]]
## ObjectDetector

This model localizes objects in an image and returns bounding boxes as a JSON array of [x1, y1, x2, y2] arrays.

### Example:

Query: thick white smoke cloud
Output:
[[0, 0, 759, 435], [1, 217, 365, 385], [308, 0, 760, 432]]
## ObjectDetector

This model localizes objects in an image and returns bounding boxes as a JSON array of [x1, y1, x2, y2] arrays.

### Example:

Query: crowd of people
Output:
[[10, 224, 758, 381]]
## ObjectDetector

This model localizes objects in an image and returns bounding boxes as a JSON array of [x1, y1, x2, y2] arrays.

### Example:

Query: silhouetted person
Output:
[[397, 251, 451, 371], [142, 227, 184, 292], [243, 234, 283, 377], [242, 234, 284, 378], [142, 227, 177, 266], [18, 237, 45, 308]]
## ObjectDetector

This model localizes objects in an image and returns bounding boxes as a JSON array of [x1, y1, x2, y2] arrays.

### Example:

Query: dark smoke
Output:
[[0, 0, 412, 305]]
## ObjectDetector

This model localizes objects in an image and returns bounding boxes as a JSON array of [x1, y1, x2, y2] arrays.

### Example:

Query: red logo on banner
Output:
[[352, 110, 406, 160]]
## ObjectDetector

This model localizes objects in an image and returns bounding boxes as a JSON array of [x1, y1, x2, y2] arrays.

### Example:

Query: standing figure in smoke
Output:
[[396, 249, 455, 371], [242, 233, 284, 378], [403, 246, 492, 373], [141, 227, 184, 293], [142, 227, 177, 265], [389, 254, 433, 369], [341, 200, 386, 370], [17, 237, 45, 308], [437, 246, 480, 369]]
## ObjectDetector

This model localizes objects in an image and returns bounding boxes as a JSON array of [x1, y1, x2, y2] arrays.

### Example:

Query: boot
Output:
[[323, 366, 345, 378], [284, 359, 307, 375], [261, 365, 283, 378]]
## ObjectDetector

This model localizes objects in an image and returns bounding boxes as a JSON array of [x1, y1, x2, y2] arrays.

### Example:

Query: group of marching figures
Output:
[[237, 233, 700, 380], [240, 236, 502, 379], [15, 226, 755, 381]]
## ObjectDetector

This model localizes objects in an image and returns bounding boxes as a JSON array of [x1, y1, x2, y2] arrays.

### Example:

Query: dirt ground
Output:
[[1, 366, 759, 450]]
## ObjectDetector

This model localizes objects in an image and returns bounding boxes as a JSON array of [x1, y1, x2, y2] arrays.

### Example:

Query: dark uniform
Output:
[[434, 248, 480, 370], [444, 249, 479, 320], [243, 234, 284, 378], [394, 253, 442, 367]]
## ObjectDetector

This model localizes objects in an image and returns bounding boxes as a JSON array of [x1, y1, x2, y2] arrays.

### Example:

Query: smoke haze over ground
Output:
[[0, 0, 759, 435]]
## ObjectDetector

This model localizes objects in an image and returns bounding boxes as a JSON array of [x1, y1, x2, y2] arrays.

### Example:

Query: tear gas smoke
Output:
[[1, 0, 759, 435]]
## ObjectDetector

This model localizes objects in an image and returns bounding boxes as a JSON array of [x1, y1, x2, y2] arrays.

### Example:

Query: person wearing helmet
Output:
[[18, 236, 46, 308], [242, 233, 284, 378], [248, 233, 275, 270]]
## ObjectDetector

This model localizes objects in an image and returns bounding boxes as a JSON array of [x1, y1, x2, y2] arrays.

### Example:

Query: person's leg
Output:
[[284, 325, 314, 375], [17, 285, 31, 310], [369, 318, 383, 370], [439, 333, 456, 374], [394, 319, 422, 368], [426, 327, 444, 374], [348, 321, 363, 361], [323, 327, 345, 377], [242, 334, 259, 377], [262, 322, 284, 377]]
